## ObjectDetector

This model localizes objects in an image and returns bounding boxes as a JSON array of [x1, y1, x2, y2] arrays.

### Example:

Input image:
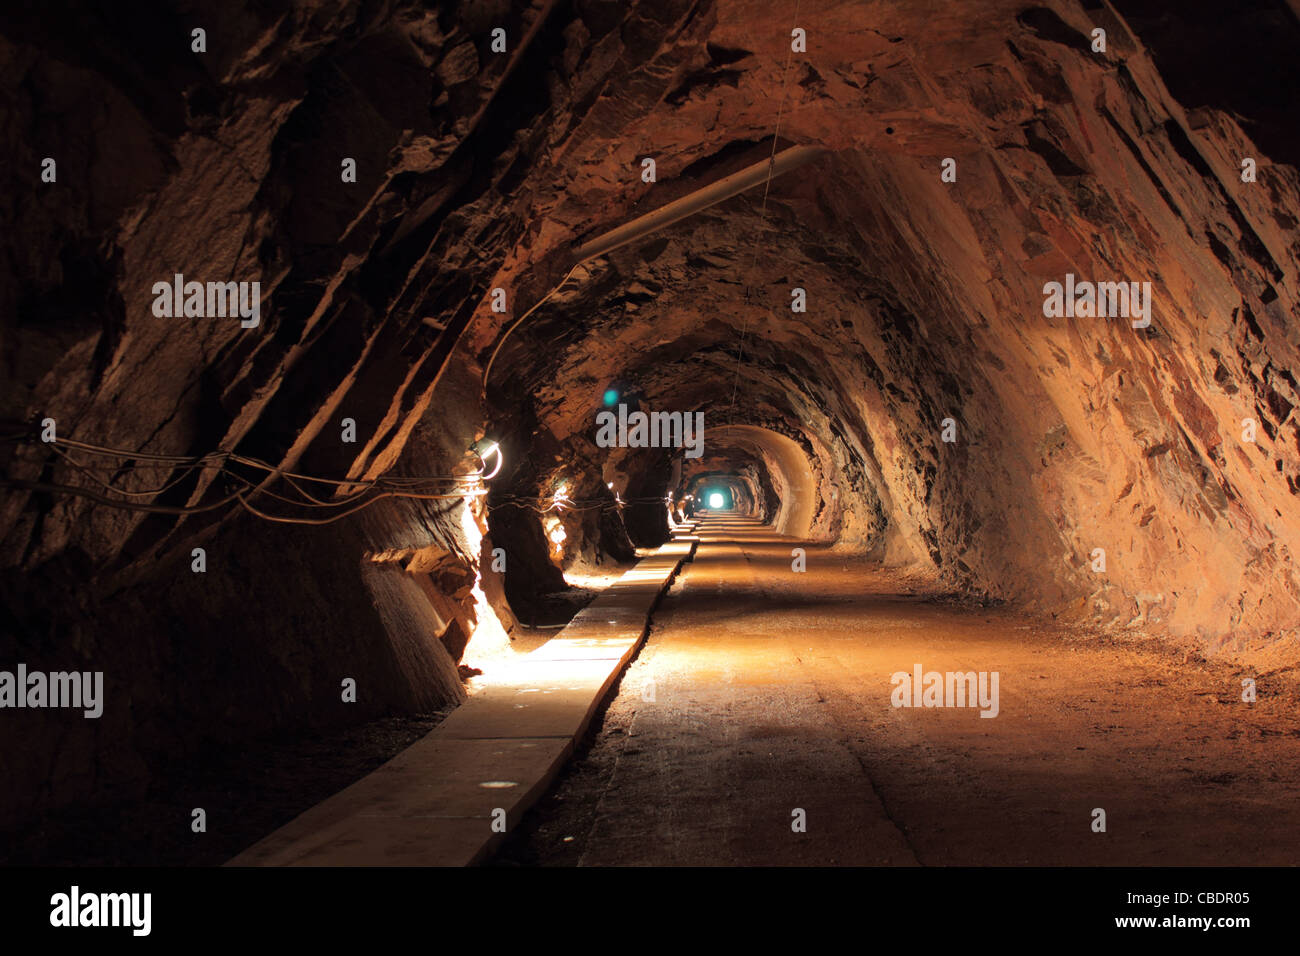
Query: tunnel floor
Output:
[[492, 516, 1300, 866]]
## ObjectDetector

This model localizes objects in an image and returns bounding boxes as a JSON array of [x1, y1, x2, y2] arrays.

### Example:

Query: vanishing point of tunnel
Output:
[[2, 0, 1300, 880]]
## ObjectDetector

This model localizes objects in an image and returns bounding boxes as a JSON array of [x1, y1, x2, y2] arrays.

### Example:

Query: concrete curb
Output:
[[227, 536, 696, 867]]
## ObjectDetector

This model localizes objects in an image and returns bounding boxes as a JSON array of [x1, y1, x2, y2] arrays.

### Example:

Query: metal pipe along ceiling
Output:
[[482, 144, 828, 386], [571, 144, 828, 261]]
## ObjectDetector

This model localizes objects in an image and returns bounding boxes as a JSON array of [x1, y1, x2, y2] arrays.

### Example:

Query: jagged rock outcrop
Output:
[[2, 0, 1298, 830]]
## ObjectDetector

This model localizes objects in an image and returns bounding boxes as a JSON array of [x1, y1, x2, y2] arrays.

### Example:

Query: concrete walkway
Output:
[[228, 534, 695, 866]]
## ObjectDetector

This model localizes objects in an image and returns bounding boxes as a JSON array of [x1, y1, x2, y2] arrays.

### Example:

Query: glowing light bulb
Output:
[[471, 439, 503, 479]]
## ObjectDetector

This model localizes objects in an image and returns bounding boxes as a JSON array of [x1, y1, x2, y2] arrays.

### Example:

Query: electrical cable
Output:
[[23, 436, 476, 485], [2, 478, 246, 515], [235, 487, 486, 526], [481, 262, 586, 387], [3, 431, 661, 527], [727, 0, 802, 425], [1, 430, 491, 525], [47, 445, 214, 498]]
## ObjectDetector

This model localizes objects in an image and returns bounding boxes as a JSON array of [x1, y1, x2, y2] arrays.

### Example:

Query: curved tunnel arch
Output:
[[679, 424, 819, 539], [477, 164, 952, 596], [6, 0, 1300, 866]]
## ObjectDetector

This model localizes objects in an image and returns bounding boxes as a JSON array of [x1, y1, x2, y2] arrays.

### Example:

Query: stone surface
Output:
[[1, 0, 1298, 836], [229, 540, 689, 866]]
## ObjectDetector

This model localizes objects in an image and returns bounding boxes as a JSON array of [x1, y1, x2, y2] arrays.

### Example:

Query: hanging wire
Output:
[[727, 0, 803, 425], [1, 19, 812, 528], [0, 428, 489, 526], [1, 420, 693, 533]]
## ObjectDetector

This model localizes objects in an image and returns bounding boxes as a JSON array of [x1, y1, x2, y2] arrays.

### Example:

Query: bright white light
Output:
[[708, 492, 724, 508], [476, 441, 503, 479]]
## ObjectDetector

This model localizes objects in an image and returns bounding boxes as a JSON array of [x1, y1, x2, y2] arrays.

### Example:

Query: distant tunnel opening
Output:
[[2, 0, 1299, 870]]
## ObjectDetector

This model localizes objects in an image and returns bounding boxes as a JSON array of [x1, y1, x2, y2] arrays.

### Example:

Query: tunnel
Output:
[[1, 0, 1299, 890]]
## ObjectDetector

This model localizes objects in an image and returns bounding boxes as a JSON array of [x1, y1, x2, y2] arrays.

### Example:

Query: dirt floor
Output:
[[492, 516, 1300, 866]]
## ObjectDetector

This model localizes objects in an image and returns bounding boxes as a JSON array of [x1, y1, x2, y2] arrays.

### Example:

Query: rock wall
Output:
[[2, 0, 1299, 829], [476, 0, 1300, 655]]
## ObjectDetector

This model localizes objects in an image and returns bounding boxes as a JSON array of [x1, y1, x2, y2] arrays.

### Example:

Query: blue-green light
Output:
[[603, 389, 619, 407]]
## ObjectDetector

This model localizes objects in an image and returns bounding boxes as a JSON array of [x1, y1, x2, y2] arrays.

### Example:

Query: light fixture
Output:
[[708, 492, 724, 508], [552, 481, 570, 511], [470, 438, 503, 480]]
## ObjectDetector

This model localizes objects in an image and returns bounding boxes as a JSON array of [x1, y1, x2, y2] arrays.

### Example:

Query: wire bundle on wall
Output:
[[0, 431, 489, 527], [1, 427, 681, 529]]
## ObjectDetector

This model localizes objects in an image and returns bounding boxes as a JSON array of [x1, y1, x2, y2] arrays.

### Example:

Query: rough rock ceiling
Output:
[[2, 0, 1300, 825], [476, 0, 1300, 649]]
